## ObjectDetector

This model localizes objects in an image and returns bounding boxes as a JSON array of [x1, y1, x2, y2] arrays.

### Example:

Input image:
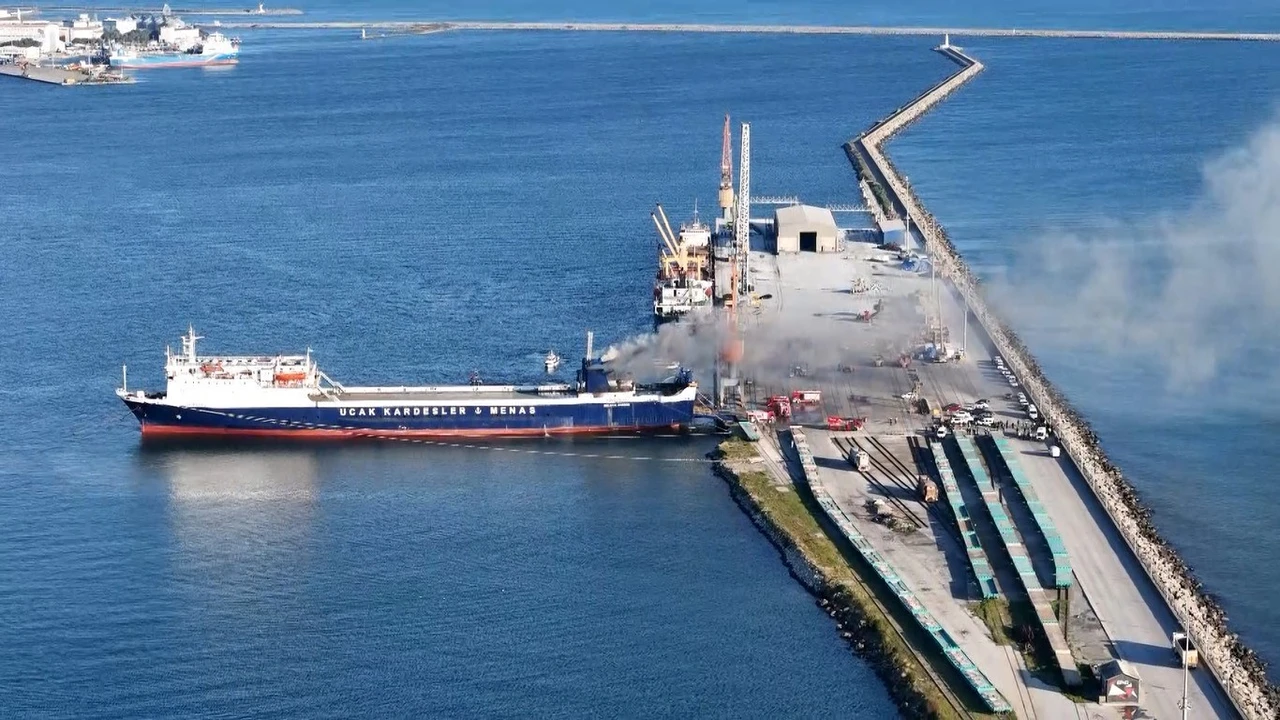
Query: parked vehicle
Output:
[[1172, 632, 1199, 669], [951, 410, 973, 424], [851, 449, 871, 471], [1034, 426, 1048, 441], [791, 389, 821, 405], [976, 416, 996, 427], [972, 399, 990, 410], [918, 476, 939, 503]]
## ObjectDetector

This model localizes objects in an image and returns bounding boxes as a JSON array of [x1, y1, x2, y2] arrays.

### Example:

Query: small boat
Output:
[[544, 351, 561, 373]]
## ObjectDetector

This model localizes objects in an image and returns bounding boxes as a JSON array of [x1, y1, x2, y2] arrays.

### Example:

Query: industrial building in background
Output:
[[774, 204, 839, 253]]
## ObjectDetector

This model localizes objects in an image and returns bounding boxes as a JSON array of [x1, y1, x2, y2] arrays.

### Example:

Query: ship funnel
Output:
[[586, 331, 594, 361]]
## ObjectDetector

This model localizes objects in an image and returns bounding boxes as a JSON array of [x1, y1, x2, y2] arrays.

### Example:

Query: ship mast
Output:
[[182, 325, 203, 362]]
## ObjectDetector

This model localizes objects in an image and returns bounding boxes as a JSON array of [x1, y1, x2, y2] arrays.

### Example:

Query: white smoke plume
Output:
[[604, 298, 928, 388], [987, 117, 1280, 397]]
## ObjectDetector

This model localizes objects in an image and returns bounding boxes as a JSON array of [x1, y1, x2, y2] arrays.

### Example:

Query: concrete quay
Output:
[[729, 243, 1097, 717], [851, 41, 1277, 720], [0, 63, 132, 85], [209, 19, 1280, 42]]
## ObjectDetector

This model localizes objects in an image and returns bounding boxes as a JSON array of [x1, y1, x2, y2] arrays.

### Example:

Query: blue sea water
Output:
[[5, 2, 1280, 715], [1, 27, 934, 720]]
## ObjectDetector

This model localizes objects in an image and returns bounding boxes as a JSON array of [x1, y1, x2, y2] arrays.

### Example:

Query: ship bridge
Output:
[[165, 327, 323, 391]]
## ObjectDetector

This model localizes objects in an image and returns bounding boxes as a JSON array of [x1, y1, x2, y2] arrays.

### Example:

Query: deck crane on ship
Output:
[[651, 202, 713, 325]]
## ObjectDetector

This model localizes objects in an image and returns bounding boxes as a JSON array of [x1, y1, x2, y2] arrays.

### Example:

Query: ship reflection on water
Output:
[[134, 440, 327, 580], [138, 439, 323, 503]]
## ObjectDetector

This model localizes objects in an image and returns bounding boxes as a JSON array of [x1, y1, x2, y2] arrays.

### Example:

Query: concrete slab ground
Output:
[[728, 240, 1232, 719]]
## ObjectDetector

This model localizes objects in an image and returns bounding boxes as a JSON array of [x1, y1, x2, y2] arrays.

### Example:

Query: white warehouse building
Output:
[[774, 204, 839, 253]]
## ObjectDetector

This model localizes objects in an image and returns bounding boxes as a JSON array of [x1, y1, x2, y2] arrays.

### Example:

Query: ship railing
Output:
[[316, 370, 346, 396]]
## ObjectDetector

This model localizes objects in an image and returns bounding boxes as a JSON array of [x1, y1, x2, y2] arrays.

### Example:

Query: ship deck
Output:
[[317, 387, 576, 403], [316, 385, 685, 403]]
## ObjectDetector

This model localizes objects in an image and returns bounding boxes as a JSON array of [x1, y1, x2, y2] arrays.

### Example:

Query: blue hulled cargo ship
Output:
[[118, 329, 697, 439]]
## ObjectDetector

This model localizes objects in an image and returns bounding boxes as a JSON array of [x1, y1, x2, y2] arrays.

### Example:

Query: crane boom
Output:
[[655, 203, 687, 266], [718, 114, 734, 220], [651, 212, 680, 258]]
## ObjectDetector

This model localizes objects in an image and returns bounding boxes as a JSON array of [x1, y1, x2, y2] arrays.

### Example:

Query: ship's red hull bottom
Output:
[[139, 423, 686, 439]]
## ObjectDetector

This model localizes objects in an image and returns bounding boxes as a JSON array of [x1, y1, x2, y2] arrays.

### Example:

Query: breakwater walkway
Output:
[[210, 19, 1280, 42], [847, 40, 1277, 720]]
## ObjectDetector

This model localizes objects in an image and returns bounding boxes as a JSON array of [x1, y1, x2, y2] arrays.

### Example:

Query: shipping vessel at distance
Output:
[[117, 328, 698, 439], [109, 32, 239, 68]]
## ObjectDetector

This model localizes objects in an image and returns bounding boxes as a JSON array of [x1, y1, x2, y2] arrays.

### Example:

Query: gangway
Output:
[[750, 195, 801, 206]]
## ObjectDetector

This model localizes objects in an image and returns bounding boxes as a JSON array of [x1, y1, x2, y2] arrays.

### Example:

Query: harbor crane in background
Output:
[[719, 114, 734, 222]]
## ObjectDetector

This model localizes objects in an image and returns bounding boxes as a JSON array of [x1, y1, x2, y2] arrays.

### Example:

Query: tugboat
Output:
[[544, 350, 561, 373]]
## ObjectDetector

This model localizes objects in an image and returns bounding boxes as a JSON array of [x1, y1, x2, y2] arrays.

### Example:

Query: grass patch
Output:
[[716, 438, 762, 462], [1006, 600, 1059, 684], [972, 598, 1012, 646]]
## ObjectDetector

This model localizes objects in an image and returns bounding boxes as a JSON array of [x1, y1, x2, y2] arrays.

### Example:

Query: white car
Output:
[[976, 415, 996, 427], [972, 399, 990, 410], [1028, 403, 1038, 414], [951, 410, 974, 424], [1009, 378, 1019, 387], [1028, 410, 1040, 421]]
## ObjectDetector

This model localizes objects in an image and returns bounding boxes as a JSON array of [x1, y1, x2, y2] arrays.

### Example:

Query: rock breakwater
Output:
[[851, 42, 1278, 720]]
